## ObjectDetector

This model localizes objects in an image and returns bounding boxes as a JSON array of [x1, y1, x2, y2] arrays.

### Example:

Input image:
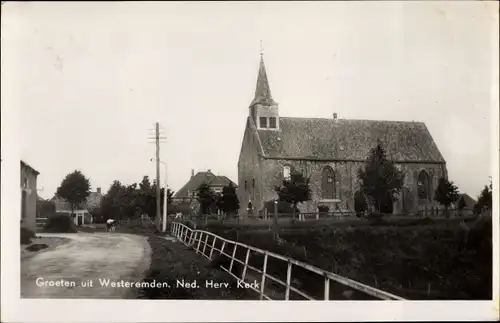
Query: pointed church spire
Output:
[[251, 54, 277, 106]]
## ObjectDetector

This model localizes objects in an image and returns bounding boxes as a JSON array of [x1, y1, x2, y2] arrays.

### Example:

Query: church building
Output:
[[237, 55, 448, 216]]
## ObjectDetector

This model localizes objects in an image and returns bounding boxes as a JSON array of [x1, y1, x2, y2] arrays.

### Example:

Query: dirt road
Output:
[[21, 233, 151, 299]]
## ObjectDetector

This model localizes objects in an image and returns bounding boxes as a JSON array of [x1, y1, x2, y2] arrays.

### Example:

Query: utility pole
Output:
[[155, 122, 161, 231], [148, 123, 167, 232], [162, 163, 168, 233]]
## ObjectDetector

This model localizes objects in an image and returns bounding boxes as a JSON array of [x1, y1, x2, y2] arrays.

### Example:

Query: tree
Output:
[[214, 192, 223, 214], [167, 188, 174, 205], [221, 183, 240, 216], [354, 190, 368, 217], [197, 183, 214, 215], [136, 176, 158, 218], [357, 142, 405, 214], [56, 170, 91, 217], [434, 177, 460, 217], [120, 183, 139, 219], [274, 170, 311, 217], [457, 196, 467, 215], [100, 180, 125, 220], [88, 205, 104, 223], [473, 182, 492, 215]]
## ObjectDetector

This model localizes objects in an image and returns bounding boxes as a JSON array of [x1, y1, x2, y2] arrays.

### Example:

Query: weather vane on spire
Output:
[[260, 40, 264, 56]]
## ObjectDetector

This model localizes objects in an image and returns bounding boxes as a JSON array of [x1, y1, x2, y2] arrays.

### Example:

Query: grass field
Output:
[[196, 216, 492, 300]]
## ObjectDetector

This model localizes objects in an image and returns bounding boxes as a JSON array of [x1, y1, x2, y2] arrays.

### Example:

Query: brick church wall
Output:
[[237, 119, 265, 215], [242, 156, 448, 216]]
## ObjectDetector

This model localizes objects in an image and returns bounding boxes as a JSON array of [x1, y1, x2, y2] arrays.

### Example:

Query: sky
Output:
[[2, 1, 497, 200]]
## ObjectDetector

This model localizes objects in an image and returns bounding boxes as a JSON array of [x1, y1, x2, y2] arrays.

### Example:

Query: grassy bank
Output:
[[198, 216, 492, 300], [137, 235, 258, 300]]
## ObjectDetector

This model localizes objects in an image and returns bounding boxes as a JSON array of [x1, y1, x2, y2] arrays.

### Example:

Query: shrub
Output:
[[44, 215, 77, 233], [263, 200, 299, 215], [408, 217, 435, 226], [367, 212, 387, 226], [354, 191, 368, 217], [168, 203, 192, 215], [318, 205, 329, 214], [21, 227, 35, 245]]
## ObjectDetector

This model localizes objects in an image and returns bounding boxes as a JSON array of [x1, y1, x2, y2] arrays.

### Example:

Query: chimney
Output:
[[191, 169, 194, 178], [207, 169, 212, 174], [333, 113, 338, 121], [97, 187, 101, 194]]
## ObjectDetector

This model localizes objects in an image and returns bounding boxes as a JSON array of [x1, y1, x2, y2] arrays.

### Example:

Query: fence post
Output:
[[285, 260, 292, 300], [193, 231, 198, 248], [241, 248, 251, 281], [202, 234, 209, 256], [196, 232, 203, 254], [188, 230, 194, 246], [324, 274, 330, 300], [273, 201, 279, 241], [260, 253, 268, 300], [209, 236, 217, 260], [229, 244, 238, 273], [220, 241, 226, 256]]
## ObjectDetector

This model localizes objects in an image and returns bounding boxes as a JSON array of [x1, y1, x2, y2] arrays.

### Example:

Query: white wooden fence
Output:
[[171, 222, 405, 301]]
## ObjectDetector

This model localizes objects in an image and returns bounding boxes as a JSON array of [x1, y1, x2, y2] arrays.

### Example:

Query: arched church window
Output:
[[244, 180, 248, 192], [321, 166, 339, 199], [417, 170, 431, 200], [283, 166, 291, 180]]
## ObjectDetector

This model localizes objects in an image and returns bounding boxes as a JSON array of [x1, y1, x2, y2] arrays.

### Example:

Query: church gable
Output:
[[256, 117, 445, 163], [238, 117, 265, 165]]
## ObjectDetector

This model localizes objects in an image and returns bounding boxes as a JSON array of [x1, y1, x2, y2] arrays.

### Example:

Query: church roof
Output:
[[256, 117, 446, 163], [251, 55, 277, 106], [175, 171, 237, 198]]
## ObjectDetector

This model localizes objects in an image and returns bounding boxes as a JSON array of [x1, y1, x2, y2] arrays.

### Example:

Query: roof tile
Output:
[[257, 117, 445, 162]]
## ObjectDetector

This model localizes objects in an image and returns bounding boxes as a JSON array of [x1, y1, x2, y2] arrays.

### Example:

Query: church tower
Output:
[[249, 54, 280, 130]]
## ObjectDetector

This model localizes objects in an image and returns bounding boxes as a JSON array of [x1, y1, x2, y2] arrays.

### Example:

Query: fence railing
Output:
[[183, 207, 476, 223], [170, 221, 405, 301]]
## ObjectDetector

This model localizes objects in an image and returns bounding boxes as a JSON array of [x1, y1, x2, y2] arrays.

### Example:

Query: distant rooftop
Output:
[[175, 170, 237, 197]]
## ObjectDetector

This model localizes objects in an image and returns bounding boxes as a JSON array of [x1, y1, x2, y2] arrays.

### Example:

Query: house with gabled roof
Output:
[[238, 54, 448, 216], [51, 187, 103, 225], [175, 169, 237, 199], [454, 193, 476, 210]]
